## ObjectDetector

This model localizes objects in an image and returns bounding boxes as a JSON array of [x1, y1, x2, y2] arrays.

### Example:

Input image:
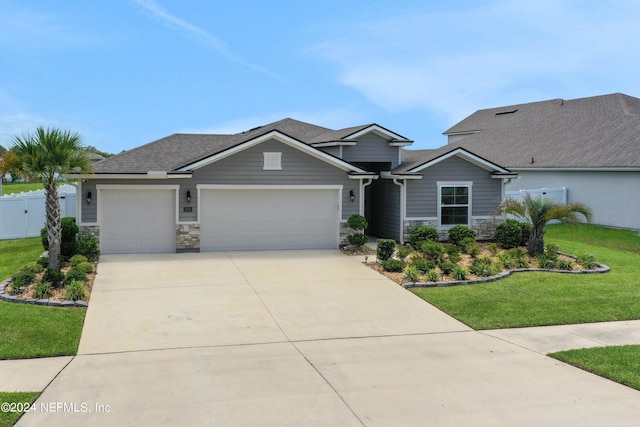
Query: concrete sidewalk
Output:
[[4, 321, 640, 394], [483, 319, 640, 354]]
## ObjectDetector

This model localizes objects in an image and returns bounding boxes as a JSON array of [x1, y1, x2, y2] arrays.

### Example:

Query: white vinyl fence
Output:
[[0, 185, 76, 240], [505, 187, 568, 204], [504, 187, 568, 223]]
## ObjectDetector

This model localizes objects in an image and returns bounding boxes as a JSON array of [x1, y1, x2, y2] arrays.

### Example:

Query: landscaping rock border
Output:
[[0, 279, 88, 307], [403, 252, 610, 289]]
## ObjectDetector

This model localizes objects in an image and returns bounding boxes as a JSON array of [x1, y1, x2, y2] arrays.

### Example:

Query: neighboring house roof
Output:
[[443, 93, 640, 169], [90, 118, 410, 174]]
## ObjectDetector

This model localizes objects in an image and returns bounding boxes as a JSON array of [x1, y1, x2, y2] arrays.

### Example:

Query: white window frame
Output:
[[263, 152, 282, 170], [437, 181, 472, 228]]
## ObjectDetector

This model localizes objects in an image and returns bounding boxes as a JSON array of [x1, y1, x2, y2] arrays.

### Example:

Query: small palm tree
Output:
[[495, 193, 592, 256], [11, 127, 92, 270]]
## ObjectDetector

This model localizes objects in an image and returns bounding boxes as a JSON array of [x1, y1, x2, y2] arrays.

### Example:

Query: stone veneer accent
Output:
[[403, 217, 499, 242], [176, 224, 200, 251], [339, 222, 350, 246], [79, 225, 100, 240]]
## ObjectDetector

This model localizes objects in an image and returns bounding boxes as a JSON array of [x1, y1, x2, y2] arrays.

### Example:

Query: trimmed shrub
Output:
[[460, 237, 479, 257], [64, 280, 87, 301], [469, 257, 498, 277], [448, 225, 476, 246], [426, 269, 440, 282], [576, 253, 597, 269], [445, 245, 461, 263], [69, 254, 88, 267], [451, 265, 469, 280], [382, 258, 405, 272], [376, 239, 396, 261], [410, 257, 436, 274], [347, 233, 368, 247], [520, 224, 531, 246], [536, 252, 558, 268], [557, 259, 575, 270], [505, 248, 530, 268], [418, 240, 445, 264], [34, 281, 53, 299], [12, 270, 36, 288], [64, 267, 88, 286], [409, 225, 439, 249], [396, 245, 413, 260], [546, 243, 560, 254], [76, 233, 99, 261], [37, 256, 49, 269], [404, 265, 420, 282], [439, 262, 456, 275], [487, 243, 499, 256], [75, 261, 94, 274], [495, 219, 523, 249], [43, 269, 65, 288], [346, 214, 368, 231], [20, 262, 44, 274], [41, 217, 78, 257]]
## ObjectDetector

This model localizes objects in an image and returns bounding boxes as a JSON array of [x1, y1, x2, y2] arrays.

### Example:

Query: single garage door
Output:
[[100, 189, 176, 254], [200, 188, 339, 251]]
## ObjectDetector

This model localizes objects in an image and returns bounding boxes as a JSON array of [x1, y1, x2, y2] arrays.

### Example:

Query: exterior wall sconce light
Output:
[[86, 191, 92, 205], [349, 190, 355, 203], [186, 190, 192, 204]]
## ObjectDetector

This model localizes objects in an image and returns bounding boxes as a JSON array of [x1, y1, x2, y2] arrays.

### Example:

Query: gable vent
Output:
[[495, 109, 518, 116]]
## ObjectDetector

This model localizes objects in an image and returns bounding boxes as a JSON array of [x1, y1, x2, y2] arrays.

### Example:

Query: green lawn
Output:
[[0, 238, 86, 359], [1, 182, 43, 195], [550, 345, 640, 391], [0, 392, 40, 427], [412, 224, 640, 329], [0, 238, 43, 281]]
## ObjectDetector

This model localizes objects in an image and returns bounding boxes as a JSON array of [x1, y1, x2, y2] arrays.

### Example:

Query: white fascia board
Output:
[[510, 167, 640, 172], [389, 141, 414, 147], [179, 130, 366, 173], [197, 184, 343, 190], [70, 173, 192, 180], [311, 141, 357, 147], [408, 148, 511, 174], [491, 173, 518, 179], [344, 125, 411, 142], [348, 174, 379, 180], [379, 171, 423, 180]]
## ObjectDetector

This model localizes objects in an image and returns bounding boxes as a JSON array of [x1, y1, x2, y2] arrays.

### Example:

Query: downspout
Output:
[[392, 178, 405, 244], [359, 178, 373, 216]]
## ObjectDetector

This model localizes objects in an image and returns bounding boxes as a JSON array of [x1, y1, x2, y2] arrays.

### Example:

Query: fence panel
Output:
[[0, 186, 77, 239], [505, 187, 567, 204]]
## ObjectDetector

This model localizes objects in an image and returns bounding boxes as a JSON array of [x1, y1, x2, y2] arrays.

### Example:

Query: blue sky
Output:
[[1, 0, 639, 153]]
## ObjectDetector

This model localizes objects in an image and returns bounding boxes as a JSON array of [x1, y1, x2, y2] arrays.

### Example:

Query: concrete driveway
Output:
[[18, 251, 640, 426]]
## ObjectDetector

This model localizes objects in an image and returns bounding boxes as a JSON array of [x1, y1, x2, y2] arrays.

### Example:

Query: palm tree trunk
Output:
[[527, 225, 545, 256], [45, 182, 62, 270]]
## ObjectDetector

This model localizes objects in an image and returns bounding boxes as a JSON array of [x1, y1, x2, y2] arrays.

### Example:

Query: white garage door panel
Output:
[[101, 190, 175, 254], [201, 189, 338, 251]]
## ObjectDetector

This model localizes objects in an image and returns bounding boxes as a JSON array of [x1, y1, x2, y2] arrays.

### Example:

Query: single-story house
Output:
[[72, 118, 515, 254], [443, 93, 640, 230]]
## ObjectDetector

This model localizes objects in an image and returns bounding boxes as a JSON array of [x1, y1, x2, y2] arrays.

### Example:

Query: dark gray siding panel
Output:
[[317, 146, 341, 157], [406, 155, 502, 217], [370, 179, 401, 240], [83, 139, 359, 223], [342, 134, 400, 168], [192, 139, 358, 220]]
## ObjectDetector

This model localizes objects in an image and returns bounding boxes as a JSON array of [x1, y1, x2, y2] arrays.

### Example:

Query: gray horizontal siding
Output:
[[82, 138, 360, 224], [406, 155, 502, 218], [342, 133, 400, 168]]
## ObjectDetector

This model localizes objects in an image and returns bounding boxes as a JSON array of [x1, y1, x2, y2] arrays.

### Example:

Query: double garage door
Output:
[[100, 188, 339, 254]]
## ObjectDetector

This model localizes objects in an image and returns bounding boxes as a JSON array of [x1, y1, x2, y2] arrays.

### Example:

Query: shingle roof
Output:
[[443, 93, 640, 168], [92, 118, 350, 174]]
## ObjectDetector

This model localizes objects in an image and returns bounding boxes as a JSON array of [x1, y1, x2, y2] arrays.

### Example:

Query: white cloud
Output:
[[310, 0, 640, 121], [132, 0, 280, 79]]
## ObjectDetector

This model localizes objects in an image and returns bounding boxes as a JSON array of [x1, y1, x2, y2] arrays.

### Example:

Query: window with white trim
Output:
[[263, 152, 282, 170], [438, 183, 471, 226]]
